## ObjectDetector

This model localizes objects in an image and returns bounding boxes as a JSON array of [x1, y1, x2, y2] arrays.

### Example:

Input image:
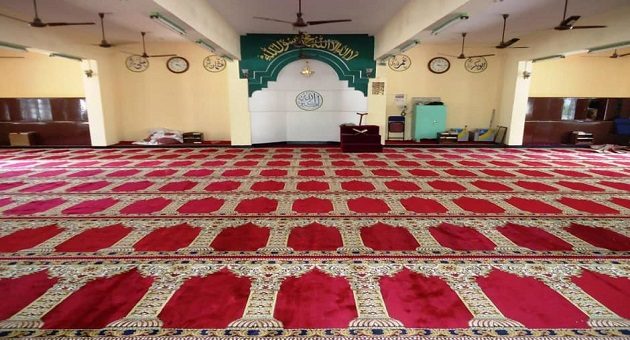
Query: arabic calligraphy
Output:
[[259, 34, 359, 61], [295, 90, 323, 111], [125, 55, 149, 73], [464, 57, 488, 73], [203, 55, 226, 72], [388, 54, 411, 71]]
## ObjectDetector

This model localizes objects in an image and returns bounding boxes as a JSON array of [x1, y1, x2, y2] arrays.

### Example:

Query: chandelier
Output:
[[300, 61, 314, 77]]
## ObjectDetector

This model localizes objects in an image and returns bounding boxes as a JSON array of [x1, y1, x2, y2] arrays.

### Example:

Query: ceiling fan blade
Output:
[[618, 52, 630, 57], [468, 54, 495, 58], [560, 15, 581, 27], [148, 54, 177, 58], [510, 46, 530, 49], [307, 19, 352, 25], [0, 12, 30, 23], [253, 16, 294, 24], [502, 38, 520, 47], [46, 22, 95, 26], [496, 37, 520, 49], [554, 25, 572, 30], [570, 25, 607, 29]]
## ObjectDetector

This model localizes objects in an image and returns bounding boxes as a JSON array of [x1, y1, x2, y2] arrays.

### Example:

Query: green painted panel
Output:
[[240, 34, 375, 96]]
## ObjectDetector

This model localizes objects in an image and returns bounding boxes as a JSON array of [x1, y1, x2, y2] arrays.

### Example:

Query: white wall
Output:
[[249, 59, 367, 143]]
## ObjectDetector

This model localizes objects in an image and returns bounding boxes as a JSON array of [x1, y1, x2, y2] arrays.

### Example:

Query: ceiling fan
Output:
[[554, 0, 606, 31], [607, 49, 630, 58], [253, 0, 351, 28], [443, 33, 495, 60], [96, 13, 112, 48], [496, 14, 528, 49], [586, 49, 630, 59], [0, 0, 94, 27], [128, 32, 177, 58]]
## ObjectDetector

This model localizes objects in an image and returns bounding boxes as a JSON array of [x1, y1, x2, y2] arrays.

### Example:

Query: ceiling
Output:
[[0, 0, 628, 51], [205, 0, 408, 35], [423, 0, 630, 45], [0, 0, 188, 46]]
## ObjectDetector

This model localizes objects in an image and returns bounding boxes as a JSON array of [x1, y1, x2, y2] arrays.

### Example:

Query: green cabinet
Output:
[[413, 104, 446, 141]]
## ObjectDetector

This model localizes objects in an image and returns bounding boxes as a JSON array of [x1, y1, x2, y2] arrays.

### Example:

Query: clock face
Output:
[[428, 57, 450, 74], [203, 55, 226, 72], [388, 54, 411, 71], [464, 57, 488, 73], [125, 55, 149, 72], [166, 56, 189, 74]]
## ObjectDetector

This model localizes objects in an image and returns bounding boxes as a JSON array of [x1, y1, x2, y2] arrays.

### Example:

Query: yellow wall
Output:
[[0, 51, 84, 97], [529, 53, 630, 97], [114, 42, 230, 142], [227, 61, 251, 146], [381, 44, 505, 137]]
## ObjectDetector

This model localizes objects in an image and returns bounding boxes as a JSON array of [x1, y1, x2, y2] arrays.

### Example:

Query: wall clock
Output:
[[464, 57, 488, 73], [428, 57, 450, 74], [203, 55, 226, 72], [166, 56, 189, 74], [125, 55, 149, 72], [388, 54, 411, 71]]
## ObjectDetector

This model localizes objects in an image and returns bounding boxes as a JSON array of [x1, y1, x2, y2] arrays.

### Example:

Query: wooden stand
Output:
[[569, 131, 593, 145], [340, 125, 382, 152], [183, 132, 204, 144], [9, 132, 36, 146], [437, 132, 458, 144]]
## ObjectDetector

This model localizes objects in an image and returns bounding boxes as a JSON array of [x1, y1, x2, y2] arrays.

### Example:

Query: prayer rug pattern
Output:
[[0, 147, 628, 339]]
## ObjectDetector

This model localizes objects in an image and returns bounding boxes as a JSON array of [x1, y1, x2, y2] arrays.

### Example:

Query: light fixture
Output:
[[0, 41, 27, 52], [300, 61, 315, 77], [195, 39, 215, 53], [377, 54, 392, 65], [532, 55, 565, 63], [241, 69, 249, 78], [49, 53, 82, 62], [398, 40, 419, 53], [588, 40, 630, 54], [564, 49, 589, 57], [431, 13, 469, 36], [149, 12, 186, 35]]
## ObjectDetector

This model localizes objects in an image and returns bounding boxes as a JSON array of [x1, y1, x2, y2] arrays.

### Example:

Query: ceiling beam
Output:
[[374, 0, 468, 58], [153, 0, 241, 59]]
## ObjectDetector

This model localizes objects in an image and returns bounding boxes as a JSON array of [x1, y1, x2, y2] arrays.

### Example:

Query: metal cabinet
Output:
[[413, 104, 446, 141]]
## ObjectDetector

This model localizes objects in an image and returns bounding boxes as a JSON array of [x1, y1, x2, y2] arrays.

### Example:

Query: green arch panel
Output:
[[239, 34, 375, 97], [248, 49, 369, 96]]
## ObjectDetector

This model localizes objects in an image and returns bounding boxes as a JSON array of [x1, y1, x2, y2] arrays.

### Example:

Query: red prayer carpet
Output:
[[0, 146, 628, 339]]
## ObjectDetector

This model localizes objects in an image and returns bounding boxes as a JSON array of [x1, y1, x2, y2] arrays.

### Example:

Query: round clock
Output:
[[125, 55, 149, 72], [166, 56, 189, 74], [388, 54, 411, 71], [464, 57, 488, 73], [428, 57, 450, 74], [203, 55, 226, 72]]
